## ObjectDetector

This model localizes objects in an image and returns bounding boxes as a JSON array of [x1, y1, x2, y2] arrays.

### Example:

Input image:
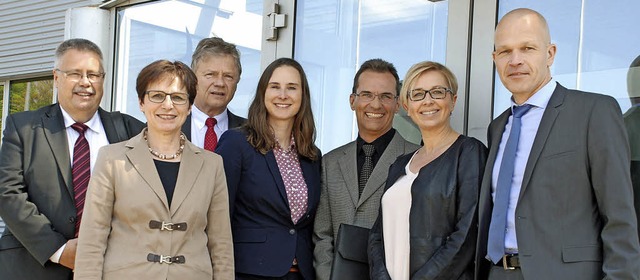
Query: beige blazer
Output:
[[74, 131, 234, 280]]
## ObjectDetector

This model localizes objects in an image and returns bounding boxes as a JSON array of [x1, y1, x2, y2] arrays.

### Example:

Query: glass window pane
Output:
[[9, 79, 54, 114], [295, 0, 448, 152], [114, 0, 263, 121]]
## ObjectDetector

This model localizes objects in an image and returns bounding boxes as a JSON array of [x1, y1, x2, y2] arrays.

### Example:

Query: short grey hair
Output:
[[191, 37, 242, 76], [54, 38, 104, 70]]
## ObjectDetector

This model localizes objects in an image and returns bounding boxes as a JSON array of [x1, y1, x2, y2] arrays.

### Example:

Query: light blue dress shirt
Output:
[[491, 78, 557, 252]]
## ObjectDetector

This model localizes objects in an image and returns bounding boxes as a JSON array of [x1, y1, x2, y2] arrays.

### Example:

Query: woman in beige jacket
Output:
[[74, 60, 234, 279]]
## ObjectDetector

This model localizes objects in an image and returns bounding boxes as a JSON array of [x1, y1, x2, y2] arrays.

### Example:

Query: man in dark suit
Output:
[[313, 59, 419, 280], [0, 38, 144, 280], [475, 8, 640, 279], [625, 54, 640, 241], [182, 37, 246, 150]]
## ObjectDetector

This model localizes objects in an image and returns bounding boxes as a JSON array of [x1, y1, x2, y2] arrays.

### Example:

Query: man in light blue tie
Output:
[[475, 8, 640, 280]]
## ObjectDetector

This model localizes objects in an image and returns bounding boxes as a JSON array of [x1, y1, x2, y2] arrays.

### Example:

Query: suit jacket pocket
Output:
[[561, 244, 602, 263], [541, 149, 577, 160], [233, 228, 267, 243]]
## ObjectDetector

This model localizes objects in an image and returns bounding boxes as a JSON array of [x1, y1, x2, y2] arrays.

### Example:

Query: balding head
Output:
[[493, 8, 556, 103], [497, 8, 551, 44]]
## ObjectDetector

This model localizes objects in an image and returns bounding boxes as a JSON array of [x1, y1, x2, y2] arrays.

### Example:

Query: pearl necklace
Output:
[[144, 130, 185, 160]]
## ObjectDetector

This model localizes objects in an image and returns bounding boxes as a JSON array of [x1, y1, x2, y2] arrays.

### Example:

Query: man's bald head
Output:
[[496, 8, 551, 45]]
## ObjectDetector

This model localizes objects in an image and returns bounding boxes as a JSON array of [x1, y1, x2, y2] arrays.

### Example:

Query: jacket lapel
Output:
[[99, 108, 120, 144], [484, 109, 511, 186], [300, 156, 320, 217], [337, 143, 359, 207], [169, 141, 203, 215], [384, 153, 410, 192], [42, 104, 73, 195], [125, 133, 170, 211], [181, 114, 192, 141], [358, 131, 406, 207], [265, 151, 289, 207], [518, 84, 565, 201]]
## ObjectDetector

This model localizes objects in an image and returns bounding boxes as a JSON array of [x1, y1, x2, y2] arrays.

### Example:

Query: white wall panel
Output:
[[0, 0, 102, 79]]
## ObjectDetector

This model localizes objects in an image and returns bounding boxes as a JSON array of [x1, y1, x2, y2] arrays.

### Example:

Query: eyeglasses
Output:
[[408, 87, 452, 101], [352, 92, 397, 104], [55, 69, 105, 83], [146, 90, 189, 105]]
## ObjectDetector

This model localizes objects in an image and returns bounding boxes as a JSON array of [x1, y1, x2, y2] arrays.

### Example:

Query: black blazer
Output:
[[0, 104, 144, 280], [216, 128, 321, 280], [369, 135, 487, 280], [181, 109, 247, 141]]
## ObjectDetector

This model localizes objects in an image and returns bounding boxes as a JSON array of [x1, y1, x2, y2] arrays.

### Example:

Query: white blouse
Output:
[[381, 151, 419, 280]]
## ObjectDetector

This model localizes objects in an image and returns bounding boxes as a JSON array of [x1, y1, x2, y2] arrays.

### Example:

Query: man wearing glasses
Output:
[[0, 38, 144, 280], [313, 59, 419, 280]]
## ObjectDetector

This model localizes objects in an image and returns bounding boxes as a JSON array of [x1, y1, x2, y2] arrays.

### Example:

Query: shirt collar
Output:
[[59, 105, 101, 133], [356, 128, 396, 154], [511, 78, 556, 109], [191, 105, 228, 129]]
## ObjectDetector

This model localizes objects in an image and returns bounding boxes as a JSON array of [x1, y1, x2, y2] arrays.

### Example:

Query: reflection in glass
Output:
[[9, 79, 54, 114], [295, 0, 448, 152], [115, 0, 263, 121]]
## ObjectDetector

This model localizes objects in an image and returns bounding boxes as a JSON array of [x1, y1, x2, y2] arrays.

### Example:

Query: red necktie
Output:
[[71, 123, 90, 237], [204, 117, 218, 151]]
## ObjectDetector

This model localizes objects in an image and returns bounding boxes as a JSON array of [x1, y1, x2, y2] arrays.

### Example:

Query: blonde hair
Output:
[[399, 61, 458, 107]]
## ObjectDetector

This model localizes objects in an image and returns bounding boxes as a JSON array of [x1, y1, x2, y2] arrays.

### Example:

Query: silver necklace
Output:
[[144, 130, 185, 160]]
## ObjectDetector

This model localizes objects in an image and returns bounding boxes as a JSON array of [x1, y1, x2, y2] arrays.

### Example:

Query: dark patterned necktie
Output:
[[487, 104, 532, 263], [204, 117, 218, 151], [71, 122, 90, 237], [359, 144, 375, 196]]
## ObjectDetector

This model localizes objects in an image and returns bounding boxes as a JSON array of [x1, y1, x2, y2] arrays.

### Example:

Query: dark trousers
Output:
[[488, 265, 525, 280], [236, 271, 304, 280]]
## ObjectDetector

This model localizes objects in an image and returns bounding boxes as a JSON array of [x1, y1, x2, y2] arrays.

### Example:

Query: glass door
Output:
[[294, 0, 451, 152], [113, 0, 264, 120]]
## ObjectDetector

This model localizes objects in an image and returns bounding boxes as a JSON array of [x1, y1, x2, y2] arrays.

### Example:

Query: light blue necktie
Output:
[[487, 104, 532, 264]]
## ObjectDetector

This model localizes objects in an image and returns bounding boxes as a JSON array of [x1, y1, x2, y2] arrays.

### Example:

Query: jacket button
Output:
[[68, 216, 76, 223], [289, 229, 296, 235]]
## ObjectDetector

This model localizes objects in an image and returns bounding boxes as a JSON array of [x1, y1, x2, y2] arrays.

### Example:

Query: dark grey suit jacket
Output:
[[0, 104, 144, 280], [475, 83, 640, 279], [313, 131, 419, 280], [181, 110, 246, 141], [623, 106, 640, 241]]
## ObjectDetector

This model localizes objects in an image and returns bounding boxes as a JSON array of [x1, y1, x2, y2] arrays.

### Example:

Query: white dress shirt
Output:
[[491, 78, 556, 252], [50, 106, 109, 263], [190, 105, 229, 149]]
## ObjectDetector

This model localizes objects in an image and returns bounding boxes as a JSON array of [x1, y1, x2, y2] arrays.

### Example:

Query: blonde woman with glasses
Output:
[[368, 61, 487, 280]]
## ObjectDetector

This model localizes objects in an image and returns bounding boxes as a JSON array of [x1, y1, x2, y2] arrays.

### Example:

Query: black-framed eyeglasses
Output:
[[146, 90, 189, 105], [352, 92, 398, 104], [55, 69, 105, 83], [408, 87, 453, 101]]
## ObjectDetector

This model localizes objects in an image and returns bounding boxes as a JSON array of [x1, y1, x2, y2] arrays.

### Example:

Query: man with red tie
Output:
[[0, 38, 144, 280], [182, 37, 247, 151]]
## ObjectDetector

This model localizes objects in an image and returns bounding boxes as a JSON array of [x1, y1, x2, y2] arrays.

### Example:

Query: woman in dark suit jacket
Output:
[[216, 58, 321, 280], [368, 61, 487, 280]]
